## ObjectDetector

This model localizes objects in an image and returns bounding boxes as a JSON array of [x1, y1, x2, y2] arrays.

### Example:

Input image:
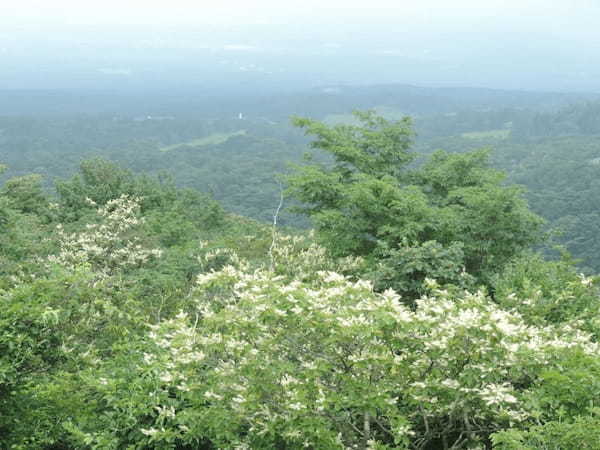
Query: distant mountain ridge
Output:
[[1, 83, 598, 118]]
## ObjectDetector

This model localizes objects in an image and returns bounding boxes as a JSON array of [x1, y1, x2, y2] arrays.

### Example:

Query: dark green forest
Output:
[[3, 89, 600, 270], [2, 86, 600, 449]]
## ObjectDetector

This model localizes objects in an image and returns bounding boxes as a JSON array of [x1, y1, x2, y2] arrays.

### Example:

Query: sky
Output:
[[2, 0, 600, 92], [2, 0, 598, 30]]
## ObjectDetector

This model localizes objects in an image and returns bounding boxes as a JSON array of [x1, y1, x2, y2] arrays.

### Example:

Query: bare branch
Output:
[[269, 180, 284, 272]]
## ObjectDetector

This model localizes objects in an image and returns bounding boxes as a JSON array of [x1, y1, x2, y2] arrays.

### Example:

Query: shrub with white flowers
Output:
[[48, 195, 162, 275], [65, 243, 600, 449]]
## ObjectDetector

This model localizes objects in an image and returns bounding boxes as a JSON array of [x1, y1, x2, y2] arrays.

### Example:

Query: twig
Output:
[[269, 180, 284, 272]]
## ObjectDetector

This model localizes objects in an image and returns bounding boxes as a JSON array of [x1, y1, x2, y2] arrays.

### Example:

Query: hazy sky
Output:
[[2, 0, 600, 91], [2, 0, 599, 30]]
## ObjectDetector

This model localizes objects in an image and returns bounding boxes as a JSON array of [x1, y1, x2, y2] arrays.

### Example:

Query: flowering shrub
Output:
[[494, 252, 600, 335], [64, 246, 600, 449], [269, 231, 366, 281], [48, 195, 162, 275]]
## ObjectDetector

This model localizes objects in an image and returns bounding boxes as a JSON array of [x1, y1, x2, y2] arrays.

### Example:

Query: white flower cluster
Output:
[[48, 195, 162, 274], [124, 248, 600, 449], [270, 234, 364, 281]]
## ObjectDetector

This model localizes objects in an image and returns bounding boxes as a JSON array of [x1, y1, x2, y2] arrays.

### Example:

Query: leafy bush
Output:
[[369, 239, 475, 302], [492, 409, 600, 449], [494, 252, 600, 333], [60, 245, 600, 449]]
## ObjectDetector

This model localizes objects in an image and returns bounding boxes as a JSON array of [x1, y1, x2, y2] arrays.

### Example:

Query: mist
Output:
[[2, 0, 600, 93]]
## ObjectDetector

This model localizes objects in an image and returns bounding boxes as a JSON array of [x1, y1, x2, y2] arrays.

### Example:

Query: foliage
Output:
[[49, 195, 163, 275], [2, 114, 600, 449], [55, 158, 224, 226], [493, 252, 600, 333], [0, 169, 55, 281], [0, 164, 9, 228], [491, 409, 600, 449], [369, 240, 475, 300], [0, 265, 141, 447], [56, 246, 600, 449], [286, 111, 543, 297], [1, 173, 49, 216]]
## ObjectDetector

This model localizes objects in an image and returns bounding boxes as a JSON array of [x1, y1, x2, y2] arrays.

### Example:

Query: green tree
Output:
[[55, 157, 224, 227], [286, 111, 543, 295], [1, 173, 48, 216]]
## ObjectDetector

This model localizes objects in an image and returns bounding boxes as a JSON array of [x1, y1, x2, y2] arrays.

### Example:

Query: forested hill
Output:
[[2, 112, 600, 448], [2, 90, 600, 270]]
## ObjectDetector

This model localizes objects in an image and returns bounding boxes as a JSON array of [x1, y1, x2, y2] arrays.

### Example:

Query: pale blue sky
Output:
[[1, 0, 598, 30], [2, 0, 600, 91]]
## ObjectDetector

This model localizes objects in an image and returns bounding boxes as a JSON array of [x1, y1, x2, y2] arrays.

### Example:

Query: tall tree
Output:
[[286, 111, 543, 296]]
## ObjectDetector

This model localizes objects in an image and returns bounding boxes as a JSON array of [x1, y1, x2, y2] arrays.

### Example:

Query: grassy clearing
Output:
[[461, 129, 511, 140], [160, 130, 246, 152]]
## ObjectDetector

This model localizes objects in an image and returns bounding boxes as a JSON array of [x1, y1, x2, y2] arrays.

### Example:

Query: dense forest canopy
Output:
[[2, 86, 600, 270]]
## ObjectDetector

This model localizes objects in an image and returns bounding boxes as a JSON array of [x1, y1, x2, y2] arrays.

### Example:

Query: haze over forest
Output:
[[3, 0, 600, 93]]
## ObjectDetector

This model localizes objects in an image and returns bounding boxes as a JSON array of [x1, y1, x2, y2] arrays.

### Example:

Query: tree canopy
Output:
[[286, 111, 544, 297]]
